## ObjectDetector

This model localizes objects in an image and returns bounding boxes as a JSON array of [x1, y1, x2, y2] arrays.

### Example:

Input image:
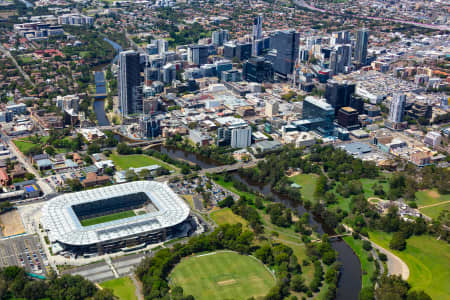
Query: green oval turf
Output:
[[170, 251, 276, 300]]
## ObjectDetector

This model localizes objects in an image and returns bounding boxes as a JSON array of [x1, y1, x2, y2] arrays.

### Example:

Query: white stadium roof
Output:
[[41, 181, 190, 246]]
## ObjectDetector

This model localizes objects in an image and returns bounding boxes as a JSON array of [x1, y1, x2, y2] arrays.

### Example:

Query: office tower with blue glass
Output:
[[267, 29, 300, 77], [355, 29, 369, 65], [119, 50, 143, 117]]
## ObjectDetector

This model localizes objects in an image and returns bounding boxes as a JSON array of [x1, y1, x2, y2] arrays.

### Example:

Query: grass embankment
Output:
[[80, 210, 136, 226], [368, 231, 450, 299], [110, 153, 177, 172], [415, 189, 450, 220], [343, 236, 375, 289], [170, 251, 275, 300], [181, 195, 194, 209], [210, 208, 249, 228], [100, 277, 138, 300]]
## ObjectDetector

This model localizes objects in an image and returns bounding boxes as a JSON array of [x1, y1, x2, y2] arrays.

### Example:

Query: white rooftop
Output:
[[41, 181, 189, 246]]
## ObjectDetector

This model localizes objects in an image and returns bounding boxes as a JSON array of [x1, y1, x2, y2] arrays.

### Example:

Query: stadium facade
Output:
[[41, 181, 192, 255]]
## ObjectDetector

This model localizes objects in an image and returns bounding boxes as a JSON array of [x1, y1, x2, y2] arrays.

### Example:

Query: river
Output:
[[156, 145, 361, 299], [92, 38, 124, 126]]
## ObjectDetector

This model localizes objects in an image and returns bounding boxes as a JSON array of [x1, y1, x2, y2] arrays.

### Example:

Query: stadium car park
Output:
[[0, 235, 49, 276]]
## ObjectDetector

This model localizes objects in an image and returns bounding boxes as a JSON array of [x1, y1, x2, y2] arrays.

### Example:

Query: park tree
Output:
[[359, 286, 374, 300], [290, 274, 306, 292], [406, 291, 432, 300], [375, 275, 409, 300], [389, 232, 406, 251], [362, 240, 372, 251]]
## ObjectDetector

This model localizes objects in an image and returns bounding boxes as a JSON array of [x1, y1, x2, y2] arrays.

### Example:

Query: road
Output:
[[7, 139, 54, 195], [294, 0, 449, 31], [0, 45, 36, 88], [155, 159, 261, 183]]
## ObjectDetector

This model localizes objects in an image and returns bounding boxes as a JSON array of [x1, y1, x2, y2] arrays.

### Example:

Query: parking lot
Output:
[[169, 175, 237, 210], [0, 235, 49, 276], [44, 171, 83, 190]]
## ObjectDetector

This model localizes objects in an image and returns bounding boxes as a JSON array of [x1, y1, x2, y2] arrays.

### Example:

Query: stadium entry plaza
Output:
[[41, 181, 196, 256]]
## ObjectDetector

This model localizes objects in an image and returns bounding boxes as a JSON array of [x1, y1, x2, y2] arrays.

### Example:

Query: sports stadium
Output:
[[41, 181, 192, 255]]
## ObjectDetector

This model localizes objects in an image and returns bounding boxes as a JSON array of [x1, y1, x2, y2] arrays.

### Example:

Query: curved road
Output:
[[343, 225, 409, 280]]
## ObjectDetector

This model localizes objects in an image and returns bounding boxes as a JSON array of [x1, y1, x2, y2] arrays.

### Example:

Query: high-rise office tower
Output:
[[349, 95, 364, 114], [268, 29, 299, 77], [302, 96, 335, 135], [330, 31, 350, 46], [162, 63, 176, 84], [252, 15, 263, 56], [152, 39, 168, 55], [252, 15, 263, 40], [330, 44, 352, 75], [299, 48, 309, 62], [119, 50, 142, 117], [388, 94, 406, 123], [329, 50, 338, 75], [212, 30, 229, 46], [324, 80, 356, 114], [355, 29, 369, 65], [188, 45, 209, 65], [243, 57, 274, 83]]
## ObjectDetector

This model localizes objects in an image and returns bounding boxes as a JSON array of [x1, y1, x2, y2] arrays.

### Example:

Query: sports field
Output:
[[80, 210, 136, 226], [110, 153, 177, 171], [369, 231, 450, 299], [170, 251, 276, 300], [100, 277, 138, 300]]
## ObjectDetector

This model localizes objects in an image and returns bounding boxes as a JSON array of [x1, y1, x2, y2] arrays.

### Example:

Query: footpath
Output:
[[343, 225, 409, 280]]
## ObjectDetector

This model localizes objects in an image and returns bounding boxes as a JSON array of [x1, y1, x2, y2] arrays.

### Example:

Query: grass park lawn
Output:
[[13, 136, 49, 154], [368, 231, 450, 299], [360, 177, 390, 199], [19, 55, 34, 63], [110, 153, 177, 172], [210, 208, 249, 228], [100, 277, 137, 300], [420, 202, 450, 220], [289, 173, 318, 202], [343, 236, 375, 289], [13, 136, 72, 154], [415, 189, 450, 207], [80, 210, 136, 226], [170, 251, 276, 300], [415, 189, 450, 219]]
